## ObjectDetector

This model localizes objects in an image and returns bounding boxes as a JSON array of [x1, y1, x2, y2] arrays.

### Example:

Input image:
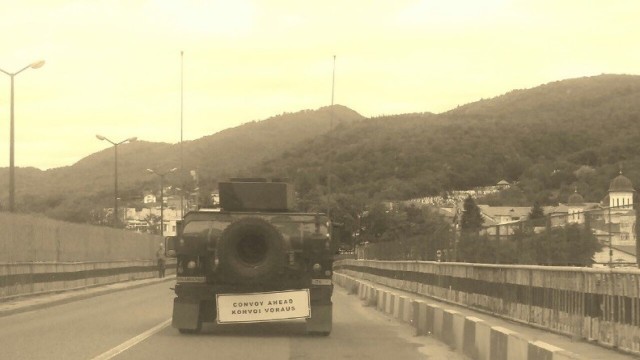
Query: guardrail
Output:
[[0, 259, 176, 300], [334, 259, 640, 355]]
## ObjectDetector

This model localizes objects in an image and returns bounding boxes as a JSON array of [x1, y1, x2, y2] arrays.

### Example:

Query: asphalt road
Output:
[[0, 282, 464, 360]]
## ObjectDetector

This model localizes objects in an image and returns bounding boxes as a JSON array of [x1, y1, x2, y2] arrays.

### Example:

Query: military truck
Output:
[[166, 179, 334, 335]]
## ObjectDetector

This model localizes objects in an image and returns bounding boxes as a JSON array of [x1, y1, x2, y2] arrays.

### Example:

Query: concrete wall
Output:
[[0, 213, 162, 262], [0, 213, 168, 299]]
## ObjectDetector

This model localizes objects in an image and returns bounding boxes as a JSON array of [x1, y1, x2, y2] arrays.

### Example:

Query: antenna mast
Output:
[[328, 55, 336, 219], [180, 50, 185, 218]]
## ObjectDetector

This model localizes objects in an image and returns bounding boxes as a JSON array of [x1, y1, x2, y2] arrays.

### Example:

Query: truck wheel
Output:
[[175, 299, 204, 334], [305, 304, 332, 336], [217, 217, 284, 282], [308, 331, 331, 336], [178, 321, 201, 334]]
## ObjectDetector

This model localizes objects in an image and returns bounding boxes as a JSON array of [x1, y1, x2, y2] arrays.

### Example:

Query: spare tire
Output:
[[217, 217, 285, 282]]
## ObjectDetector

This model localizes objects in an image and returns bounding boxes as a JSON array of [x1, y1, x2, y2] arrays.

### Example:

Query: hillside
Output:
[[3, 74, 640, 224], [254, 74, 640, 208], [0, 105, 364, 220]]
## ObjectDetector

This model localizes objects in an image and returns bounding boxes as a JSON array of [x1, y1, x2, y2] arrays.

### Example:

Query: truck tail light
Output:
[[212, 252, 220, 270], [178, 256, 202, 276]]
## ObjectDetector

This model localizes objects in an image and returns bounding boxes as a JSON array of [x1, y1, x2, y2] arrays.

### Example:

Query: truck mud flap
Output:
[[172, 297, 201, 330], [305, 303, 332, 335]]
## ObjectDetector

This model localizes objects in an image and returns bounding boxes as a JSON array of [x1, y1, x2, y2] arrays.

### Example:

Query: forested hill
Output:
[[255, 74, 640, 207], [0, 105, 364, 220], [4, 74, 640, 223]]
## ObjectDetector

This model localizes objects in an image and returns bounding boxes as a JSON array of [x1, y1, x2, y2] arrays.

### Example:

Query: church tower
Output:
[[606, 170, 636, 247], [608, 171, 634, 210], [567, 187, 585, 223]]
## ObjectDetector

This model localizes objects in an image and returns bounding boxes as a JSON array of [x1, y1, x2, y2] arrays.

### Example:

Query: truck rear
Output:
[[168, 180, 334, 335]]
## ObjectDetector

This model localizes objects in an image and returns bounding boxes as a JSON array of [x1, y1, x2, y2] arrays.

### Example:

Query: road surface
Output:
[[0, 281, 464, 359]]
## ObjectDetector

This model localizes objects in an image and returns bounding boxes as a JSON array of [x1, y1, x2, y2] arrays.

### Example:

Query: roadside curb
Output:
[[0, 276, 175, 318]]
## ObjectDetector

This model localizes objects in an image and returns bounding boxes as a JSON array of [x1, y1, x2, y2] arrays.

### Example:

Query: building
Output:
[[496, 180, 510, 190], [473, 171, 636, 267], [143, 192, 156, 204], [548, 172, 636, 248], [478, 205, 532, 237]]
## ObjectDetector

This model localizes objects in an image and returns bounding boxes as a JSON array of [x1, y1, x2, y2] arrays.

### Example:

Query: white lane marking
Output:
[[91, 319, 171, 360]]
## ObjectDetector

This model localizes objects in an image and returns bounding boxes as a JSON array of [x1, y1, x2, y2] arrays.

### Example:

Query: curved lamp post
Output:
[[147, 168, 177, 236], [0, 60, 45, 212], [96, 135, 137, 227]]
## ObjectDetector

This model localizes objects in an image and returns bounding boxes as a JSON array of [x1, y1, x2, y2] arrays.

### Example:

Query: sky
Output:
[[1, 1, 640, 170]]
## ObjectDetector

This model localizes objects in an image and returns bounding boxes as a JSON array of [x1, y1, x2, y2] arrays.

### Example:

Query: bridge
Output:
[[0, 213, 637, 359]]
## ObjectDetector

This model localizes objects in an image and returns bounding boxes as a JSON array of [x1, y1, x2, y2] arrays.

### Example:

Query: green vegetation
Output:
[[0, 74, 637, 266], [0, 105, 363, 222], [261, 75, 640, 209], [353, 197, 602, 266], [355, 203, 452, 261]]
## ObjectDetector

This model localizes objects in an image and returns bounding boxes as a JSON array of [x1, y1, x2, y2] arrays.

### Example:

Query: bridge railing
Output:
[[334, 259, 640, 355]]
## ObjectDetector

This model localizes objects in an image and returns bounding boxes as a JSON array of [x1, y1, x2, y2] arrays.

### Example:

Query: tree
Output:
[[528, 201, 545, 227], [457, 233, 496, 263], [517, 224, 601, 266], [460, 196, 484, 233], [529, 201, 544, 219], [144, 213, 161, 234], [457, 196, 488, 262]]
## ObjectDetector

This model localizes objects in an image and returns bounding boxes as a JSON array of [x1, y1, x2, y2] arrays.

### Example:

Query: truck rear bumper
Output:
[[174, 282, 331, 299]]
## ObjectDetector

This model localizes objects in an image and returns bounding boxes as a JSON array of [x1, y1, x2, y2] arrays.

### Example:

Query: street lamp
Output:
[[96, 135, 137, 227], [175, 187, 187, 217], [147, 168, 178, 236], [0, 60, 45, 212]]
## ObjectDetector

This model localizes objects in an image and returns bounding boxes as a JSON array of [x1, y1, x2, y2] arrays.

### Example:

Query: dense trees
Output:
[[356, 193, 602, 266], [254, 75, 640, 211], [350, 202, 451, 261], [452, 223, 601, 266], [511, 224, 602, 266]]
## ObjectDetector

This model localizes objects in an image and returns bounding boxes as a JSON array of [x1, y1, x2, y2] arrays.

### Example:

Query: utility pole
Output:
[[180, 50, 185, 218], [147, 168, 178, 236]]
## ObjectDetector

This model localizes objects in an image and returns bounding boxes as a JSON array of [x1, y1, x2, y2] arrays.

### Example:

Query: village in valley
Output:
[[404, 172, 637, 267]]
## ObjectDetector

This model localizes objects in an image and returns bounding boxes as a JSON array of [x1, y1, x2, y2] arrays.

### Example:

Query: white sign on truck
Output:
[[216, 289, 311, 324]]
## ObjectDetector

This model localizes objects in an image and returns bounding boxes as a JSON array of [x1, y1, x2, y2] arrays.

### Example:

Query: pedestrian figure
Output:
[[156, 242, 166, 278]]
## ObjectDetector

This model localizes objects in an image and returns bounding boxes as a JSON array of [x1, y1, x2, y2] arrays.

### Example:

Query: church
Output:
[[560, 172, 636, 266]]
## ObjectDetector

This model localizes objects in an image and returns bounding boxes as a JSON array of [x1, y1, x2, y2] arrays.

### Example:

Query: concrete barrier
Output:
[[384, 291, 394, 315], [335, 272, 586, 360], [0, 259, 175, 300], [335, 259, 640, 355]]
